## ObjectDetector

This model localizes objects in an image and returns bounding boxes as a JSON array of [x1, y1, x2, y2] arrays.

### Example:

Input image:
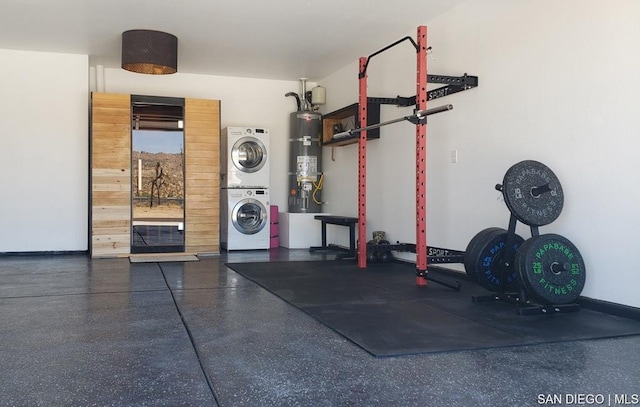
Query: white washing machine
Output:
[[221, 188, 270, 250], [221, 127, 270, 188]]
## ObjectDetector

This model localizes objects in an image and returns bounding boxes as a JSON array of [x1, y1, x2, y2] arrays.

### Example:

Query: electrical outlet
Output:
[[451, 149, 458, 163]]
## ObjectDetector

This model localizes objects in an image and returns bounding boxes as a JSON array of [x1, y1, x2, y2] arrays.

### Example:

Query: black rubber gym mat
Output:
[[226, 261, 640, 357]]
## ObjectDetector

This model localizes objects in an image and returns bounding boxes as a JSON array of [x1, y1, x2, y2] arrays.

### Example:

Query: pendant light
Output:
[[121, 29, 178, 75]]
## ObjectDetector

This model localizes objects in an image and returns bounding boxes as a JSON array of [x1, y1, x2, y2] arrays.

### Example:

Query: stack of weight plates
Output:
[[464, 160, 586, 305]]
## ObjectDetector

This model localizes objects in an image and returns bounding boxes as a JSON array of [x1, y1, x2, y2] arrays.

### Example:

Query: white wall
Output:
[[0, 50, 311, 252], [0, 50, 88, 252], [319, 0, 640, 307], [99, 69, 311, 212]]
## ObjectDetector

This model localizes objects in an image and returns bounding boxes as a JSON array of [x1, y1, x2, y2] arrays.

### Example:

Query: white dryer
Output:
[[221, 127, 269, 188], [221, 188, 270, 250]]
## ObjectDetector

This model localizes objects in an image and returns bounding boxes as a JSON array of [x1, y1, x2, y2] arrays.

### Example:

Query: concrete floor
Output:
[[1, 249, 639, 407]]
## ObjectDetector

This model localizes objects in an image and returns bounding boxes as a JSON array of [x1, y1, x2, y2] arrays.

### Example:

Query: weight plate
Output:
[[514, 236, 535, 293], [516, 233, 586, 305], [470, 230, 524, 292], [502, 160, 564, 226], [464, 227, 504, 281]]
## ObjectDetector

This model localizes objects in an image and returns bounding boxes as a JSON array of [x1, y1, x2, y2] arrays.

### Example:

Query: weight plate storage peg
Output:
[[468, 229, 524, 292], [516, 233, 586, 305], [464, 227, 504, 281], [501, 160, 564, 226]]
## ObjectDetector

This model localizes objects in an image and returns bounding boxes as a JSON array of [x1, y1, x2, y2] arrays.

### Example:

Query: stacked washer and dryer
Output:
[[220, 127, 271, 250]]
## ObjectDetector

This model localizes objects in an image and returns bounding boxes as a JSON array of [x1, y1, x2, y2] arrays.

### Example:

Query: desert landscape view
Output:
[[132, 150, 184, 220]]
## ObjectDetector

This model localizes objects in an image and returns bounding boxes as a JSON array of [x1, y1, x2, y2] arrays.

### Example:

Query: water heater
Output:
[[285, 79, 324, 213]]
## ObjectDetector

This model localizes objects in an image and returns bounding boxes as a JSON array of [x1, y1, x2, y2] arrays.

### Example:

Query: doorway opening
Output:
[[130, 95, 185, 254]]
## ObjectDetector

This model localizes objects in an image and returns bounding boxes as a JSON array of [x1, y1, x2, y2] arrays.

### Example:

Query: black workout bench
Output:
[[309, 215, 357, 260]]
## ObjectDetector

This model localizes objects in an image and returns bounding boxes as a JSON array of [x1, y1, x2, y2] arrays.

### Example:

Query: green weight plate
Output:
[[516, 233, 586, 305], [464, 227, 504, 281], [502, 160, 564, 226], [472, 230, 524, 292]]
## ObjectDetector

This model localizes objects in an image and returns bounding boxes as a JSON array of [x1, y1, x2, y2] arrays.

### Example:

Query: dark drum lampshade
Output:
[[122, 29, 178, 75]]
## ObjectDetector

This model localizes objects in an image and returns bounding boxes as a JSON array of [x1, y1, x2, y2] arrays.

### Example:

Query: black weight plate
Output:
[[502, 160, 564, 226], [472, 230, 524, 292], [514, 237, 536, 296], [464, 227, 504, 281], [516, 233, 586, 305]]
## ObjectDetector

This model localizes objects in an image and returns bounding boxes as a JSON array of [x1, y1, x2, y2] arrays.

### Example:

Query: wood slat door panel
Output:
[[90, 93, 131, 257], [184, 98, 220, 253], [90, 94, 220, 257]]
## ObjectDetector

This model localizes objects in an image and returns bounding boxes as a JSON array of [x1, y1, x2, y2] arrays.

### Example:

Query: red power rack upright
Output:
[[414, 25, 429, 285], [357, 56, 368, 269], [356, 26, 429, 280]]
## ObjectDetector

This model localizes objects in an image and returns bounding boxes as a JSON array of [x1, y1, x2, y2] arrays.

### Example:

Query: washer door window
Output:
[[231, 137, 267, 173], [231, 198, 267, 235]]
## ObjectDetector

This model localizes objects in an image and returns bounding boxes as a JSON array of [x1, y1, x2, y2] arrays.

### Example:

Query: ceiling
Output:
[[0, 0, 465, 81]]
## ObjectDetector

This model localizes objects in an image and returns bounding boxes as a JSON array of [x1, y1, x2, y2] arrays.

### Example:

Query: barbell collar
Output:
[[415, 104, 454, 118]]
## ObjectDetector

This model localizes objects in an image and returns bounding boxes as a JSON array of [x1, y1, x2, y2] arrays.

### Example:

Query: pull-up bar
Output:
[[332, 104, 453, 140], [359, 36, 419, 78]]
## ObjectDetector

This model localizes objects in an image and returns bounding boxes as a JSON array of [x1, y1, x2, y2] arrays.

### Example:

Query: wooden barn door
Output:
[[184, 98, 220, 253], [90, 93, 131, 257], [90, 94, 219, 257]]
